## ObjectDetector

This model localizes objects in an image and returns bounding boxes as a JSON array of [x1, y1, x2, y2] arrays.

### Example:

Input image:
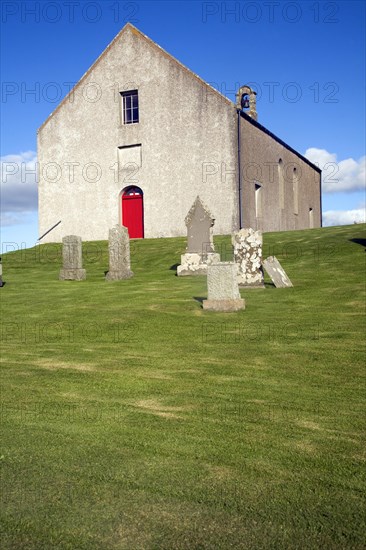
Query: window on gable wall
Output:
[[278, 159, 284, 209], [293, 168, 299, 215], [121, 90, 139, 124], [255, 183, 262, 218]]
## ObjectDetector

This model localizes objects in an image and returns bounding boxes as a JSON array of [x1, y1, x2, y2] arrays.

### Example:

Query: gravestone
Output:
[[263, 256, 293, 288], [177, 196, 220, 276], [203, 262, 245, 312], [232, 228, 264, 288], [105, 225, 133, 281], [59, 235, 86, 280]]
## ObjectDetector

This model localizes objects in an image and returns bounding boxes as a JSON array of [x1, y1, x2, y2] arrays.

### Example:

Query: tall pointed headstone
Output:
[[177, 196, 220, 276]]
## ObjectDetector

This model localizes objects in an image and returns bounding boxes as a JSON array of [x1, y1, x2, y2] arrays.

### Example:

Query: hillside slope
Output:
[[1, 224, 365, 549]]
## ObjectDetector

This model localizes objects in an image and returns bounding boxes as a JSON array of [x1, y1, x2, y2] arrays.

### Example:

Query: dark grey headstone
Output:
[[105, 225, 133, 281], [177, 196, 220, 276], [59, 235, 86, 280], [185, 196, 215, 256]]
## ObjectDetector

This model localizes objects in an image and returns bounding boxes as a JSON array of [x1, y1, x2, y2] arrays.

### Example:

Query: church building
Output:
[[38, 23, 321, 242]]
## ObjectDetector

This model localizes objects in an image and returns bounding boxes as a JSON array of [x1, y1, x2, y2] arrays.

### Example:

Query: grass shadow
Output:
[[350, 238, 366, 249]]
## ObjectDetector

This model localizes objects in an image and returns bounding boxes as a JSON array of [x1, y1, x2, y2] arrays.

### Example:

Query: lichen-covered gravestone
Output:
[[177, 196, 220, 276], [203, 262, 245, 312], [263, 256, 293, 288], [232, 228, 264, 288], [105, 225, 133, 281], [59, 235, 86, 280]]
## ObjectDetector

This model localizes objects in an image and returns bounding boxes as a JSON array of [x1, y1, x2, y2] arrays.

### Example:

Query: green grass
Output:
[[0, 224, 365, 549]]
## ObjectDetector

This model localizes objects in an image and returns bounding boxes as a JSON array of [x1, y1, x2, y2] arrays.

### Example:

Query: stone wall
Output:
[[239, 114, 321, 232], [38, 24, 239, 242], [38, 24, 321, 243]]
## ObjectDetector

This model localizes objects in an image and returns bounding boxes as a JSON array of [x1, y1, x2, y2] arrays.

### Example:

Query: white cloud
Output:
[[1, 151, 38, 226], [322, 207, 366, 227], [304, 148, 366, 192]]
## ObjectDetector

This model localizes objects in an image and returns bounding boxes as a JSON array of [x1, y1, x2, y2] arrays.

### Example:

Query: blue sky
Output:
[[1, 0, 365, 250]]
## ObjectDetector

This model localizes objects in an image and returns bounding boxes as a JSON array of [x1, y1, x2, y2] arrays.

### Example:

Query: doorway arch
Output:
[[121, 186, 144, 238], [122, 185, 144, 239]]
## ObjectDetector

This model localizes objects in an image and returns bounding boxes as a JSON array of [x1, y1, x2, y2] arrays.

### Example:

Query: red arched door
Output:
[[122, 186, 144, 238]]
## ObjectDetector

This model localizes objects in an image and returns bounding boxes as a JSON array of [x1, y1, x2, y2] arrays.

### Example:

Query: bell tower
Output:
[[236, 85, 257, 121]]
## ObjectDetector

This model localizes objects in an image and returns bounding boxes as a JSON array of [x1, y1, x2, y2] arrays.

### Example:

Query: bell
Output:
[[241, 94, 250, 109]]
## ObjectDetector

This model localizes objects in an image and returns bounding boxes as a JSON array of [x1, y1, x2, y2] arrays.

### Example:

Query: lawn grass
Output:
[[0, 224, 365, 549]]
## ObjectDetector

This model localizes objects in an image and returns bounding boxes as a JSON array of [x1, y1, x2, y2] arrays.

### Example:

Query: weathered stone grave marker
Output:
[[105, 225, 134, 281], [232, 228, 264, 288], [177, 196, 220, 276], [203, 262, 245, 312], [263, 256, 293, 288], [59, 235, 86, 280]]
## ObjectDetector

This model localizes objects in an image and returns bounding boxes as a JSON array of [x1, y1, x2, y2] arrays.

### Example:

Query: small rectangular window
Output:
[[278, 160, 284, 209], [309, 208, 314, 228], [293, 169, 299, 215], [255, 183, 262, 218], [121, 90, 139, 125]]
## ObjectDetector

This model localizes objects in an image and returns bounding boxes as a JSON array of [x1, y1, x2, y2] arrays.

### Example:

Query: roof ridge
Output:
[[38, 23, 233, 133]]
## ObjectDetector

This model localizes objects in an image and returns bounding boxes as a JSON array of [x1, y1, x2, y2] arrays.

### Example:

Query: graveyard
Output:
[[1, 223, 365, 549]]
